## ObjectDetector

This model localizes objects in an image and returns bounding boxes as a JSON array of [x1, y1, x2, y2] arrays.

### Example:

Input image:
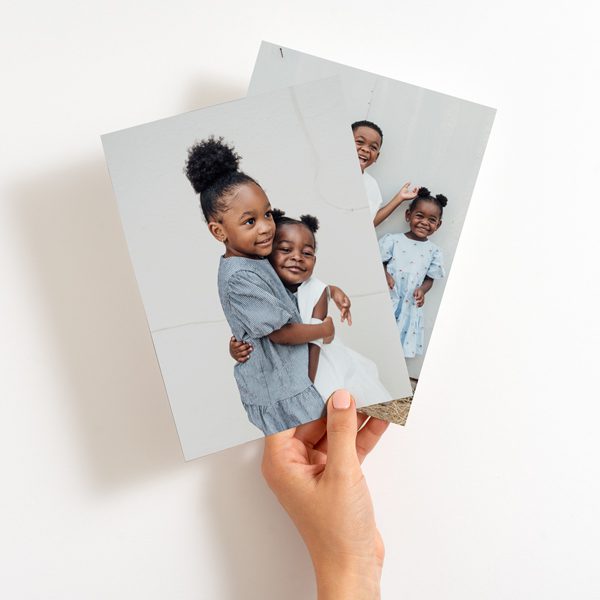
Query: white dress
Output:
[[296, 276, 393, 407]]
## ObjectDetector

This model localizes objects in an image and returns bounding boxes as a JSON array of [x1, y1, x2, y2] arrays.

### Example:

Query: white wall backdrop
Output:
[[2, 1, 599, 599]]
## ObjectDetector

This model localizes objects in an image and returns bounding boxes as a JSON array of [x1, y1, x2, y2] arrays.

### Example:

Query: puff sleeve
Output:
[[427, 246, 445, 280], [378, 234, 394, 263], [227, 270, 295, 338]]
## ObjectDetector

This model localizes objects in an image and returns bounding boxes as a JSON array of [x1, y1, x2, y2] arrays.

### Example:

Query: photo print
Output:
[[102, 78, 414, 460], [249, 42, 496, 422]]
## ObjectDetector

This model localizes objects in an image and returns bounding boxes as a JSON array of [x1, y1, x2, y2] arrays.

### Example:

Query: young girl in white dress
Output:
[[232, 210, 393, 407], [379, 187, 447, 358]]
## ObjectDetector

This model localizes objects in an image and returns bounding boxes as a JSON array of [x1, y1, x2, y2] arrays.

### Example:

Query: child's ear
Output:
[[405, 208, 411, 221], [435, 219, 442, 231], [373, 150, 380, 164], [208, 221, 226, 243]]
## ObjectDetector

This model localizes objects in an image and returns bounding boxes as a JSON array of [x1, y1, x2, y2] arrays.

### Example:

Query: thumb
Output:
[[325, 389, 360, 476]]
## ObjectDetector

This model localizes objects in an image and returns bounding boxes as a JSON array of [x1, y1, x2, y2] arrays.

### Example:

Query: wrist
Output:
[[313, 555, 381, 600]]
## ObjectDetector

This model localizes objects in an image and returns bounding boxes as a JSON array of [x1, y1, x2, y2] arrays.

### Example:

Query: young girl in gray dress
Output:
[[185, 137, 332, 435]]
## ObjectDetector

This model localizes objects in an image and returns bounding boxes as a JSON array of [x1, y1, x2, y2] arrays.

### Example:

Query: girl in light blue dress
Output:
[[379, 187, 447, 358], [185, 136, 332, 435]]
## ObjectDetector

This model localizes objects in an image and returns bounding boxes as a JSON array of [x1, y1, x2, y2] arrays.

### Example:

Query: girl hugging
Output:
[[232, 210, 393, 408], [185, 137, 348, 436], [379, 187, 447, 358]]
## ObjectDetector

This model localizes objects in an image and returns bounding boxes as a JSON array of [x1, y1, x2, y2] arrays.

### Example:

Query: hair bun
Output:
[[417, 187, 431, 198], [185, 136, 241, 194], [271, 208, 286, 222], [299, 214, 319, 233], [435, 194, 448, 207]]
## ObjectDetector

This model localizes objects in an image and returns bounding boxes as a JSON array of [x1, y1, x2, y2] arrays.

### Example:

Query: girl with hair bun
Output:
[[379, 187, 447, 358], [185, 136, 332, 435], [231, 209, 392, 407]]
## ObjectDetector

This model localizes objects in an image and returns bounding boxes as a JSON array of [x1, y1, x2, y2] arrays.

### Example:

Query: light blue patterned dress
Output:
[[379, 233, 445, 358], [217, 256, 325, 435]]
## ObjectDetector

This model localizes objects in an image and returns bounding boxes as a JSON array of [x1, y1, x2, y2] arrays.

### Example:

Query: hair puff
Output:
[[185, 136, 241, 195], [299, 214, 319, 233]]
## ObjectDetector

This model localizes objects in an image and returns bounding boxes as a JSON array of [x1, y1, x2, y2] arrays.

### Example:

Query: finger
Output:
[[356, 417, 389, 463], [294, 414, 328, 449], [347, 311, 352, 326], [324, 390, 360, 476]]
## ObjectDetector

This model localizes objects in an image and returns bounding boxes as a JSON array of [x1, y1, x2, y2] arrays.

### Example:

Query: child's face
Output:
[[208, 182, 275, 258], [353, 126, 382, 172], [405, 200, 442, 240], [269, 223, 316, 289]]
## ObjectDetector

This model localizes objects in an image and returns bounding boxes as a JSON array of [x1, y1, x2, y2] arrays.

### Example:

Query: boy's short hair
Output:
[[351, 120, 384, 145]]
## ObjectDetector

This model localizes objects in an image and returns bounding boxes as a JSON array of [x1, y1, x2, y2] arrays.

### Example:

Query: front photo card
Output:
[[102, 78, 413, 460]]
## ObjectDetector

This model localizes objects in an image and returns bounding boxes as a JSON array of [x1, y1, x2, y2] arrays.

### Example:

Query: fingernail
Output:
[[332, 389, 351, 409]]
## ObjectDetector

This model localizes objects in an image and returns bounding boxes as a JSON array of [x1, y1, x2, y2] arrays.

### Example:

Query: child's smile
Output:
[[209, 182, 276, 258], [405, 200, 442, 241], [269, 223, 316, 290], [353, 126, 382, 172]]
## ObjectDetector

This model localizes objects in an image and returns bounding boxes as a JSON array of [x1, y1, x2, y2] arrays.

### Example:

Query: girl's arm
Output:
[[308, 288, 328, 382], [327, 285, 352, 325], [414, 276, 434, 307], [383, 263, 395, 289], [373, 182, 419, 227], [269, 316, 334, 345]]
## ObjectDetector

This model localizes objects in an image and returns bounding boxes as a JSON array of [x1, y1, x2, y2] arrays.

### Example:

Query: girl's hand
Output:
[[322, 316, 335, 344], [328, 285, 352, 326], [229, 336, 253, 363], [385, 270, 395, 290], [262, 390, 388, 600], [398, 181, 419, 201], [413, 287, 425, 307]]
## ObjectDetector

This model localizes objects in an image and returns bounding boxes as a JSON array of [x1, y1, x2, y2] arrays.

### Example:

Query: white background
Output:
[[2, 1, 599, 599]]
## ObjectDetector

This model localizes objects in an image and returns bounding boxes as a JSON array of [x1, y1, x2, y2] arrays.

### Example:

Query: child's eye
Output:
[[265, 210, 273, 219], [303, 251, 314, 257], [244, 218, 255, 225]]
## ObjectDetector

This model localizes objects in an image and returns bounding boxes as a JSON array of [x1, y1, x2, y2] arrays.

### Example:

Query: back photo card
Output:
[[249, 42, 496, 422]]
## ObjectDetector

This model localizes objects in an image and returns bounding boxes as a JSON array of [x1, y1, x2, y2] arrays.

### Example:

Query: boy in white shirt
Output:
[[352, 120, 419, 226]]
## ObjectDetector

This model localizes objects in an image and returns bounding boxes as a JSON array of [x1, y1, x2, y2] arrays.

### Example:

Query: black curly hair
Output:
[[408, 187, 448, 217], [184, 136, 259, 222], [351, 120, 384, 145], [272, 208, 319, 249]]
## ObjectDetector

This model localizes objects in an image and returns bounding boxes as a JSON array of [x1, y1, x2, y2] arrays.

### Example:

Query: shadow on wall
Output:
[[199, 439, 316, 600], [9, 77, 248, 491], [12, 159, 184, 490]]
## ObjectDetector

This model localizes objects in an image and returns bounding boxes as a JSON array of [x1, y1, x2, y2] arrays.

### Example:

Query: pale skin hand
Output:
[[373, 182, 420, 227], [262, 390, 388, 600]]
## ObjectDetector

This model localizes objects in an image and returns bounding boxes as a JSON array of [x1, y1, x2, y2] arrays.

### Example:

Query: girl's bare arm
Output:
[[308, 289, 328, 382], [269, 316, 334, 345]]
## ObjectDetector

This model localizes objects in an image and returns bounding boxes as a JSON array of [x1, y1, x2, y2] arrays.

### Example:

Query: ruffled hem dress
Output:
[[296, 276, 393, 407], [378, 233, 445, 358], [218, 256, 325, 435]]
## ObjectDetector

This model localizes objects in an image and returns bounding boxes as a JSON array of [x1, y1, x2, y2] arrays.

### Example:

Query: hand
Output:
[[329, 285, 353, 326], [385, 270, 395, 290], [413, 287, 425, 307], [262, 390, 388, 600], [229, 336, 253, 363], [397, 181, 419, 202], [322, 316, 335, 344]]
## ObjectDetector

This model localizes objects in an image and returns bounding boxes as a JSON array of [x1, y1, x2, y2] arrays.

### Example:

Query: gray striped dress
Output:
[[217, 255, 325, 435]]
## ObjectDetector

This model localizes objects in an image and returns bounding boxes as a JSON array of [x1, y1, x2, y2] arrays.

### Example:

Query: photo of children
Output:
[[102, 78, 414, 459], [230, 209, 393, 408], [249, 43, 495, 423]]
